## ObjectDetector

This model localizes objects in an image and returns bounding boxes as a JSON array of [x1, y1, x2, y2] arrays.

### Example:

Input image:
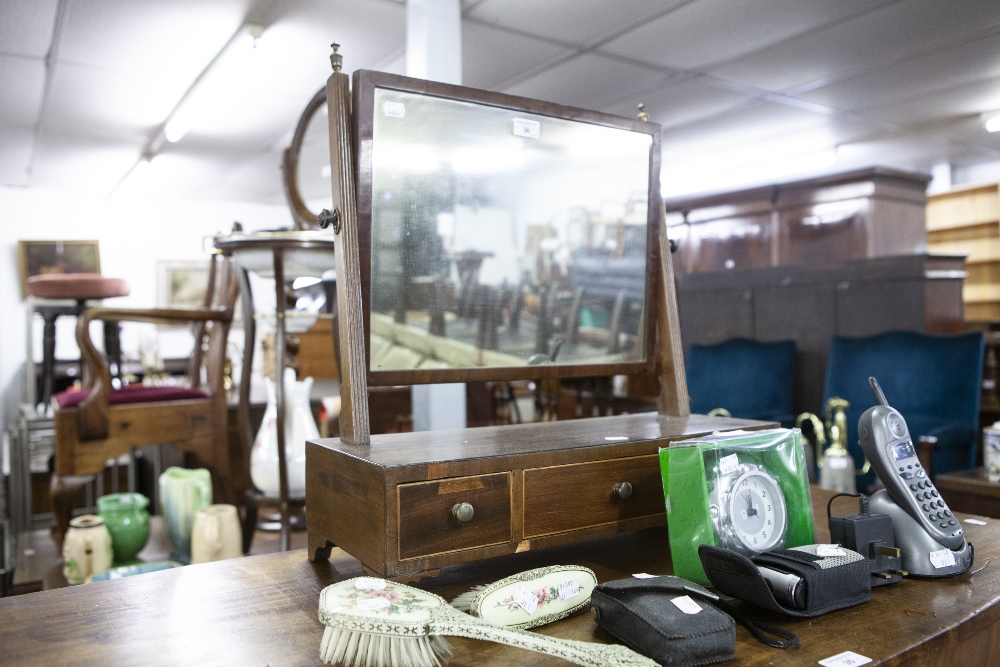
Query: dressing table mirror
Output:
[[307, 52, 760, 579]]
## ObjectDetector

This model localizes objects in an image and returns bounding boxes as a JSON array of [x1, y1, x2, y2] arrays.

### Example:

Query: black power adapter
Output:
[[828, 494, 904, 586]]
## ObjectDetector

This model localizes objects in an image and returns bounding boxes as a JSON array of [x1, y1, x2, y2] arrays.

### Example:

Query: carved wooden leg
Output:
[[49, 473, 91, 549]]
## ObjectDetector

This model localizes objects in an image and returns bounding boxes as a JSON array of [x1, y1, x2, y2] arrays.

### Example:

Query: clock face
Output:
[[726, 470, 786, 552]]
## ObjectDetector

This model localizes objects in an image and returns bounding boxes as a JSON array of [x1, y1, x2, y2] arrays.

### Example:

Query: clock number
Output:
[[767, 504, 771, 511]]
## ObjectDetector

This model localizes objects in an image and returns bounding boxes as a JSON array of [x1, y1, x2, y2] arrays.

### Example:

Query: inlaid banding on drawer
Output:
[[522, 455, 665, 538], [398, 473, 512, 560]]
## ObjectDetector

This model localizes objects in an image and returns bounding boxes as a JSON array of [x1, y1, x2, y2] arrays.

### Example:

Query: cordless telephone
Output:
[[859, 377, 973, 577]]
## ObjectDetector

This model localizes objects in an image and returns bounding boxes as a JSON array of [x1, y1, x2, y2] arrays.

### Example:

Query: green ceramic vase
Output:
[[159, 467, 212, 564], [97, 493, 151, 565]]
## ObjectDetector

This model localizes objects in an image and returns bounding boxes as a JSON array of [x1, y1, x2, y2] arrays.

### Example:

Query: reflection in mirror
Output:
[[366, 86, 655, 374]]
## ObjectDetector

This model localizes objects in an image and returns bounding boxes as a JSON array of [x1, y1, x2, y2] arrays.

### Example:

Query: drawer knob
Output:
[[451, 502, 475, 523], [614, 482, 633, 499]]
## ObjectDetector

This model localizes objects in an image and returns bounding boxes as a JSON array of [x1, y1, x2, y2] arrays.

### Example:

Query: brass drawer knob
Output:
[[451, 502, 475, 523], [614, 482, 633, 499]]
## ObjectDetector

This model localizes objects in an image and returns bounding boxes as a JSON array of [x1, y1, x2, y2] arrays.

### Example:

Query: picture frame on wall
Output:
[[17, 240, 101, 300]]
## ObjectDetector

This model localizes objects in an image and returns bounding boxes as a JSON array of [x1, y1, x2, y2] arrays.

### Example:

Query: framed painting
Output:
[[17, 240, 101, 299]]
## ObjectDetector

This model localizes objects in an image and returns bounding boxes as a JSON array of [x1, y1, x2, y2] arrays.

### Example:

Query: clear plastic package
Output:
[[659, 428, 815, 585]]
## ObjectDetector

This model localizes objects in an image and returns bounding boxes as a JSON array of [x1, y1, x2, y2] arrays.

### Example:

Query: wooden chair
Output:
[[50, 250, 239, 547]]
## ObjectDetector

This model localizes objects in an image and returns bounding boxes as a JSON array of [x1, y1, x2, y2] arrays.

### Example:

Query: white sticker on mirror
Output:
[[382, 101, 405, 118], [512, 118, 541, 139]]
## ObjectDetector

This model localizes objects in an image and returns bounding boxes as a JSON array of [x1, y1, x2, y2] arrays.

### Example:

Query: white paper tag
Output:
[[512, 118, 541, 139], [965, 518, 987, 526], [356, 597, 391, 611], [558, 579, 580, 601], [632, 573, 659, 579], [670, 595, 702, 615], [719, 453, 739, 475], [817, 544, 847, 557], [604, 436, 628, 441], [354, 577, 387, 591], [929, 548, 957, 569], [382, 101, 405, 118], [514, 586, 539, 614], [819, 651, 872, 667]]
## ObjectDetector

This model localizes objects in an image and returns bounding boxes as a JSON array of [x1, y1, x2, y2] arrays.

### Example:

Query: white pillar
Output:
[[406, 0, 466, 431]]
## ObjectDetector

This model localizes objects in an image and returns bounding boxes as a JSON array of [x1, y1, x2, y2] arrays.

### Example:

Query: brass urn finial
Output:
[[330, 43, 343, 72]]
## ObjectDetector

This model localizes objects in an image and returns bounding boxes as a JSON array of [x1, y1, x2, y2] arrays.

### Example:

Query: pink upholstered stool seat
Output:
[[27, 273, 129, 300], [54, 385, 208, 409]]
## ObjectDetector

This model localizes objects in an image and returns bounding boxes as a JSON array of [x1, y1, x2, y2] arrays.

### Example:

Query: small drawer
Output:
[[523, 455, 664, 538], [398, 473, 512, 560]]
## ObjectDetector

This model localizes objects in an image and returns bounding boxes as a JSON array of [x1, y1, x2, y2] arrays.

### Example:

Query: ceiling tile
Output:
[[0, 0, 58, 58], [462, 21, 570, 90], [602, 78, 755, 129], [797, 31, 1000, 112], [466, 0, 680, 46], [601, 0, 890, 71], [42, 61, 188, 136], [0, 55, 46, 125], [860, 75, 1000, 129], [709, 0, 1000, 93], [0, 125, 33, 186], [502, 52, 672, 111], [663, 102, 829, 156], [30, 128, 144, 192]]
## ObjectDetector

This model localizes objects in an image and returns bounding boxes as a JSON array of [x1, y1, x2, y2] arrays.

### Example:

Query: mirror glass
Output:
[[297, 101, 334, 216], [366, 84, 655, 375]]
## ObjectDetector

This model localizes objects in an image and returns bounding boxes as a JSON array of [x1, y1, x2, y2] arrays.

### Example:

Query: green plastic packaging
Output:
[[659, 428, 814, 585]]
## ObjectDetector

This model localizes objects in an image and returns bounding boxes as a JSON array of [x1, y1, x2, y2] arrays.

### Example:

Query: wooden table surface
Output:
[[936, 467, 1000, 519], [2, 487, 999, 667]]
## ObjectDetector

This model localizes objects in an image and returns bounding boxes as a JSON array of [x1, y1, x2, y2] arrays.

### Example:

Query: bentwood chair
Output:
[[50, 249, 240, 547]]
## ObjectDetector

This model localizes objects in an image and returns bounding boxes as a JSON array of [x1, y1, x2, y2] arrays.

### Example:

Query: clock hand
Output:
[[745, 491, 757, 517]]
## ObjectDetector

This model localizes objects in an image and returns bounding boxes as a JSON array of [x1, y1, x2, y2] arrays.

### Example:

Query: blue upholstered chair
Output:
[[823, 330, 985, 487], [686, 338, 797, 426]]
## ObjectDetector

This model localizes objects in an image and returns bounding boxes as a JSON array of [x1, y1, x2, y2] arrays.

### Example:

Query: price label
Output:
[[817, 544, 847, 557], [354, 577, 387, 591], [382, 101, 405, 118], [671, 595, 702, 615], [604, 436, 628, 441], [514, 586, 539, 614], [929, 548, 957, 569], [512, 118, 541, 139], [964, 518, 987, 526], [356, 597, 391, 612], [719, 454, 739, 475], [818, 651, 872, 667], [558, 579, 580, 601]]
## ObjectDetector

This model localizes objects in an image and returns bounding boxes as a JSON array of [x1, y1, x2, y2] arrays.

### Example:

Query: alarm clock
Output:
[[709, 462, 787, 555]]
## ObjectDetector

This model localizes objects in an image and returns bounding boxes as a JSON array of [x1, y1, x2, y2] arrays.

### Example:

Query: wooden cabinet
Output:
[[927, 181, 1000, 322], [306, 412, 767, 578]]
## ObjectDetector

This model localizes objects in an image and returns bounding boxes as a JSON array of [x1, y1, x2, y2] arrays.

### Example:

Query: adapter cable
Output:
[[827, 492, 906, 586]]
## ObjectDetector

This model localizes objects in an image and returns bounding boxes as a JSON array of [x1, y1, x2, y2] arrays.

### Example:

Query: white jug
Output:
[[250, 367, 318, 499]]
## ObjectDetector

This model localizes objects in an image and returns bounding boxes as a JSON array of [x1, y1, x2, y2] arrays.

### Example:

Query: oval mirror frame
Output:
[[283, 86, 328, 230]]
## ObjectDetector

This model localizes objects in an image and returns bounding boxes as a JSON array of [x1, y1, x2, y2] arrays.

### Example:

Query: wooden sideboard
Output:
[[3, 486, 999, 666], [306, 412, 764, 578]]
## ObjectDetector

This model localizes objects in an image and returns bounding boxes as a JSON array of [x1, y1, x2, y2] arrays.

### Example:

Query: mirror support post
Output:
[[327, 46, 371, 445], [657, 199, 690, 417]]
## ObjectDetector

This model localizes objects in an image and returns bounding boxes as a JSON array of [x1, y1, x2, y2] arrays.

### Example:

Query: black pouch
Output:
[[698, 543, 872, 618], [589, 576, 735, 667]]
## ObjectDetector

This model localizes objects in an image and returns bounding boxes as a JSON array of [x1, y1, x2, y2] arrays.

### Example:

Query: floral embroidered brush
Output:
[[450, 565, 598, 630], [318, 576, 657, 667]]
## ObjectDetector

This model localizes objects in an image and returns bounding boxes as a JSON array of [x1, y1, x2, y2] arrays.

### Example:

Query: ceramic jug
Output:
[[250, 367, 318, 499], [191, 504, 244, 564], [159, 467, 212, 564], [97, 492, 151, 565], [62, 515, 114, 585]]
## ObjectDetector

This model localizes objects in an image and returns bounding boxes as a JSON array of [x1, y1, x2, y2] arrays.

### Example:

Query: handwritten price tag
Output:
[[558, 579, 580, 601], [671, 595, 702, 615], [511, 118, 541, 139], [354, 577, 387, 591], [817, 544, 847, 557], [514, 586, 539, 614], [382, 101, 405, 118], [719, 454, 739, 475], [356, 597, 391, 612], [929, 548, 957, 569], [819, 650, 872, 667]]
